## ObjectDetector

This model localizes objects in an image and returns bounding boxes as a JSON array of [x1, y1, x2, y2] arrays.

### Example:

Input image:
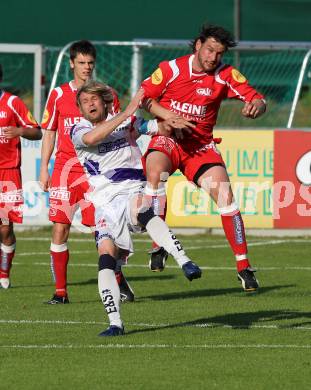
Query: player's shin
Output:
[[144, 182, 167, 220], [50, 243, 69, 297], [219, 202, 250, 272], [137, 208, 189, 267], [144, 183, 167, 246], [98, 254, 122, 328], [0, 243, 16, 279]]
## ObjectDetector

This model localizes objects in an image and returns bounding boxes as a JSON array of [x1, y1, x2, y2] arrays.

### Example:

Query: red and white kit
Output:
[[41, 81, 120, 225], [141, 54, 264, 182], [0, 90, 39, 223]]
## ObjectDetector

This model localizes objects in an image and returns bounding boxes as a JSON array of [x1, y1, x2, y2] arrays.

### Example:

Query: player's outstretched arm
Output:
[[142, 98, 177, 120], [142, 98, 194, 139], [241, 99, 266, 119]]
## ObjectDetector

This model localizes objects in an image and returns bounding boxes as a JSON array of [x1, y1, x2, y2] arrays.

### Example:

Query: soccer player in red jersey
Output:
[[40, 40, 133, 304], [0, 64, 42, 289], [141, 25, 267, 292]]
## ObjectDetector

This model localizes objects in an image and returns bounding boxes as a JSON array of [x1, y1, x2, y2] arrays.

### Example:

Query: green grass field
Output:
[[1, 230, 311, 389]]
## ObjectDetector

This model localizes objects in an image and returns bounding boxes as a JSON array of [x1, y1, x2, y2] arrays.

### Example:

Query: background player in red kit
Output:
[[0, 64, 42, 289], [141, 25, 266, 291], [39, 40, 133, 304]]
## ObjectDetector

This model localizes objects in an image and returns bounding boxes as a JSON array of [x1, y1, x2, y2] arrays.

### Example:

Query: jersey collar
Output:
[[189, 54, 206, 78], [189, 55, 224, 77], [69, 80, 78, 92]]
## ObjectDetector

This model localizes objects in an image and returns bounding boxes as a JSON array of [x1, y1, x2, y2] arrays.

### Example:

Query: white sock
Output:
[[145, 216, 190, 267], [98, 269, 122, 328]]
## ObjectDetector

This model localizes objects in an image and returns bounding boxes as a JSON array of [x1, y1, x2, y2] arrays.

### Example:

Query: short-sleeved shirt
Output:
[[141, 54, 264, 152], [0, 90, 39, 169]]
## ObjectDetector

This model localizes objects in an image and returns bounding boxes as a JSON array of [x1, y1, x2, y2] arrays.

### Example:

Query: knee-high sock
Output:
[[50, 243, 69, 297], [219, 203, 250, 272], [144, 216, 191, 267], [98, 254, 122, 328], [0, 243, 16, 278], [144, 183, 167, 249]]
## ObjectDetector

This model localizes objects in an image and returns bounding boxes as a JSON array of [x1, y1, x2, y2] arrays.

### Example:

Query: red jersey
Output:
[[0, 90, 39, 169], [41, 81, 120, 173], [142, 54, 264, 152]]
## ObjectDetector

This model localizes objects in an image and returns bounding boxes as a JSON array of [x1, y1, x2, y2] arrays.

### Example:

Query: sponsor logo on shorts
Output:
[[49, 187, 70, 201], [197, 142, 220, 155], [231, 68, 247, 83], [0, 191, 23, 203], [153, 136, 175, 153], [151, 68, 163, 85], [97, 218, 107, 228], [196, 88, 213, 96], [233, 214, 244, 244]]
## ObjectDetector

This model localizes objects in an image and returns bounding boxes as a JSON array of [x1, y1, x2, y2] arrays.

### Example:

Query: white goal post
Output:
[[0, 44, 47, 226]]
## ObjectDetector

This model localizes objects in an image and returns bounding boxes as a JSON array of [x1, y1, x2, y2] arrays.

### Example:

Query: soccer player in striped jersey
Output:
[[39, 40, 132, 304], [141, 25, 266, 292], [71, 80, 201, 336], [0, 64, 42, 289]]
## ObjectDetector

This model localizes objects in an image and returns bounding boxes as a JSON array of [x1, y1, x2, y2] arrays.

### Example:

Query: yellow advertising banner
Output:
[[166, 130, 274, 228]]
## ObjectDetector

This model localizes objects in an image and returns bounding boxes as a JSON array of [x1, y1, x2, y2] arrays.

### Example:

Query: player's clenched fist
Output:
[[242, 99, 266, 119]]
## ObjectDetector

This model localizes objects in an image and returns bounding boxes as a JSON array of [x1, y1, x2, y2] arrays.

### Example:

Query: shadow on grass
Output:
[[140, 284, 295, 301], [126, 309, 311, 335], [68, 274, 176, 287]]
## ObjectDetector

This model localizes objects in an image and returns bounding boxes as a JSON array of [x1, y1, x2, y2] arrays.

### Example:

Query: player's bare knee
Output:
[[52, 222, 70, 243], [0, 223, 15, 243]]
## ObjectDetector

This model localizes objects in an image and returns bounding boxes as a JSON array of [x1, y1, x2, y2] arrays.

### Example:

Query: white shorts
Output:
[[94, 181, 144, 253]]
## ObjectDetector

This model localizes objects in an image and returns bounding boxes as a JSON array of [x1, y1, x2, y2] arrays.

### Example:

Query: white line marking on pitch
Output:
[[17, 237, 310, 245], [1, 319, 311, 331], [0, 344, 310, 350], [12, 261, 311, 271], [14, 238, 311, 259]]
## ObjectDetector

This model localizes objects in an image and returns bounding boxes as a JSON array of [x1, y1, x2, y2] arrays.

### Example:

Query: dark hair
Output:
[[191, 24, 237, 52], [0, 64, 2, 82], [76, 80, 113, 108], [69, 40, 97, 61]]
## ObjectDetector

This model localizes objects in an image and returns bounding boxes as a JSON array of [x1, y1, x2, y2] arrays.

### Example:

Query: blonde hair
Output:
[[76, 80, 114, 109]]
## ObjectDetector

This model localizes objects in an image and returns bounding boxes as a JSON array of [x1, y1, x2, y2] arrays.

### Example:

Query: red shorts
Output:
[[0, 169, 23, 223], [49, 168, 95, 226], [142, 136, 225, 183]]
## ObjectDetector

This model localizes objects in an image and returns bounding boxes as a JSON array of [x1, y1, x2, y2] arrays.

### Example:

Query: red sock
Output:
[[0, 249, 15, 278], [221, 210, 250, 272], [50, 249, 69, 297]]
